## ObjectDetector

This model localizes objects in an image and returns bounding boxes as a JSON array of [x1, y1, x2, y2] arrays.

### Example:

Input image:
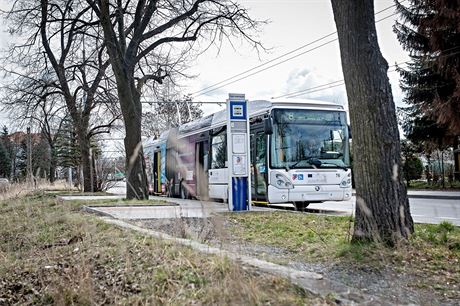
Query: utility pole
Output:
[[175, 100, 182, 125], [68, 167, 73, 189], [26, 127, 33, 186], [90, 147, 94, 192], [185, 99, 192, 121]]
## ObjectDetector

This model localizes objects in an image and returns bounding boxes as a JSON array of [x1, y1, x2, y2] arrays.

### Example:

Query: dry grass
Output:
[[64, 197, 171, 207], [0, 180, 73, 202], [0, 191, 324, 305]]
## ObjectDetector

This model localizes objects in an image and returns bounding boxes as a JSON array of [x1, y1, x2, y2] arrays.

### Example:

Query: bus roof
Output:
[[144, 98, 345, 146]]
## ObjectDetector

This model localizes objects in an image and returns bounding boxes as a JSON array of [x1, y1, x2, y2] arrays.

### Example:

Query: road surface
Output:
[[308, 198, 460, 226]]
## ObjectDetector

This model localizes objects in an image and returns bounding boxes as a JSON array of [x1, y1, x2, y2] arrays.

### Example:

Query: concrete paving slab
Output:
[[85, 205, 225, 219], [82, 195, 271, 220]]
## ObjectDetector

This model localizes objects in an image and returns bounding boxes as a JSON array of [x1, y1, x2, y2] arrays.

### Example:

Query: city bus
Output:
[[144, 99, 352, 210]]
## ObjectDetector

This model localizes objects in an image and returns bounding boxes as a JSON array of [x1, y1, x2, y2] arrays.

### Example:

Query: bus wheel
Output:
[[294, 202, 309, 211]]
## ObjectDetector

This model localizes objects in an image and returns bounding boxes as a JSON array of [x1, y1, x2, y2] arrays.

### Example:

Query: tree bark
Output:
[[77, 133, 91, 192], [331, 0, 414, 245], [116, 73, 148, 199], [97, 0, 149, 199], [123, 103, 149, 199], [49, 145, 56, 184]]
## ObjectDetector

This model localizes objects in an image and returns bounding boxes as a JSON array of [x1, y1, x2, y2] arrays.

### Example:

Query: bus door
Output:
[[195, 140, 209, 200], [153, 151, 161, 194], [251, 131, 267, 202]]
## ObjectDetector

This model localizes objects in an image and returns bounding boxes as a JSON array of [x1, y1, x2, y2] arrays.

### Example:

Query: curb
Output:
[[98, 217, 391, 305], [352, 193, 460, 200], [81, 205, 117, 219], [407, 194, 460, 200]]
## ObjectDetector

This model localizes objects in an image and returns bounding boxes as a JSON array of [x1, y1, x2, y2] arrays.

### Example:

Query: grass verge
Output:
[[408, 180, 460, 190], [0, 192, 323, 305], [226, 211, 460, 300]]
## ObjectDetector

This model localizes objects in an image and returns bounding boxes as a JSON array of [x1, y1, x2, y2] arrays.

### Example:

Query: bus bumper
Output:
[[268, 185, 352, 204]]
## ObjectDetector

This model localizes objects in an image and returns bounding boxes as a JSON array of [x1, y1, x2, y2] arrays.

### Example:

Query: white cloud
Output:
[[277, 67, 347, 105]]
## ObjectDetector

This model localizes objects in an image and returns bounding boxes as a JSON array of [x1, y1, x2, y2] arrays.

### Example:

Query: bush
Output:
[[403, 156, 423, 186]]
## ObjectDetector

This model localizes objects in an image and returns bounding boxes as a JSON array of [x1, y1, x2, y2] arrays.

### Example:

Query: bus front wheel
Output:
[[294, 202, 309, 211]]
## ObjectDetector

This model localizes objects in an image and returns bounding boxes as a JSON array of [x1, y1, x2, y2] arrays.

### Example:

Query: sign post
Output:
[[227, 93, 251, 211]]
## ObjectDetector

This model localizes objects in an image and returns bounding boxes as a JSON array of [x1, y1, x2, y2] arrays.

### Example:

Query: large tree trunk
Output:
[[78, 135, 93, 192], [118, 77, 149, 199], [123, 106, 149, 200], [98, 0, 149, 200], [331, 0, 414, 245], [105, 81, 149, 199]]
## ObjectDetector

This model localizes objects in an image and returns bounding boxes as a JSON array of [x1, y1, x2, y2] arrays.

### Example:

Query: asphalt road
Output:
[[308, 197, 460, 226], [107, 182, 460, 225]]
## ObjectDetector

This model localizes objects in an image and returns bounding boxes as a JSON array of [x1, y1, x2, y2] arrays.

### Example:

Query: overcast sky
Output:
[[179, 0, 409, 116], [0, 0, 409, 141]]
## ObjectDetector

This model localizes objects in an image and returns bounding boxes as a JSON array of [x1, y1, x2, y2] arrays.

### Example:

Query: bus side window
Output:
[[211, 132, 227, 169], [256, 132, 266, 172]]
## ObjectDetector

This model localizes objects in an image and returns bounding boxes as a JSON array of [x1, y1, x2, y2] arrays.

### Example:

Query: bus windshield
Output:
[[270, 109, 350, 169]]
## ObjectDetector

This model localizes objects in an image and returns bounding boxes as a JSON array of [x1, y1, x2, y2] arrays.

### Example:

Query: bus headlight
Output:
[[271, 172, 294, 189], [340, 178, 351, 188]]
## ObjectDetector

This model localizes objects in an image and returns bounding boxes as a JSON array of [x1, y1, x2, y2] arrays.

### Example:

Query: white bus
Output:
[[144, 99, 352, 210]]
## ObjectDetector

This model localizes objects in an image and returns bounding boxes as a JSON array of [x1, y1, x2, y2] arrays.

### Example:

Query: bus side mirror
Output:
[[348, 125, 352, 139], [264, 117, 273, 135]]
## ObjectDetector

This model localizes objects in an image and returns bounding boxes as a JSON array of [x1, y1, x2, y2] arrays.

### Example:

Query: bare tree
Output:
[[2, 0, 120, 191], [330, 0, 414, 245], [1, 71, 67, 183], [85, 0, 263, 199], [143, 82, 203, 138]]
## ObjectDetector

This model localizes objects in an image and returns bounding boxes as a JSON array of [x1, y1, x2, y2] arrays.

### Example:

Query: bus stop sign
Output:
[[227, 93, 251, 211]]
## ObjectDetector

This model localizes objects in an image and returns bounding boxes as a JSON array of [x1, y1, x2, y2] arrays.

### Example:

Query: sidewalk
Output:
[[68, 195, 272, 220]]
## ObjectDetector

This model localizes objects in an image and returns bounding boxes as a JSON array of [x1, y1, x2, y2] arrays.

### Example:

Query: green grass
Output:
[[227, 211, 352, 261], [226, 211, 460, 300], [0, 191, 323, 305], [408, 180, 460, 190]]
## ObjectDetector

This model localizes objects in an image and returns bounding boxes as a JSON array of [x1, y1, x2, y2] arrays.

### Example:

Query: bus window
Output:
[[255, 132, 267, 195], [211, 132, 227, 169]]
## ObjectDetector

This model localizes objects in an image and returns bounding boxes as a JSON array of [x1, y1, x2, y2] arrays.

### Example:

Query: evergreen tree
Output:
[[394, 0, 460, 133], [54, 118, 81, 169], [394, 0, 460, 178], [0, 126, 12, 178], [32, 137, 51, 179], [0, 142, 11, 178], [401, 140, 424, 186], [15, 140, 28, 179]]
